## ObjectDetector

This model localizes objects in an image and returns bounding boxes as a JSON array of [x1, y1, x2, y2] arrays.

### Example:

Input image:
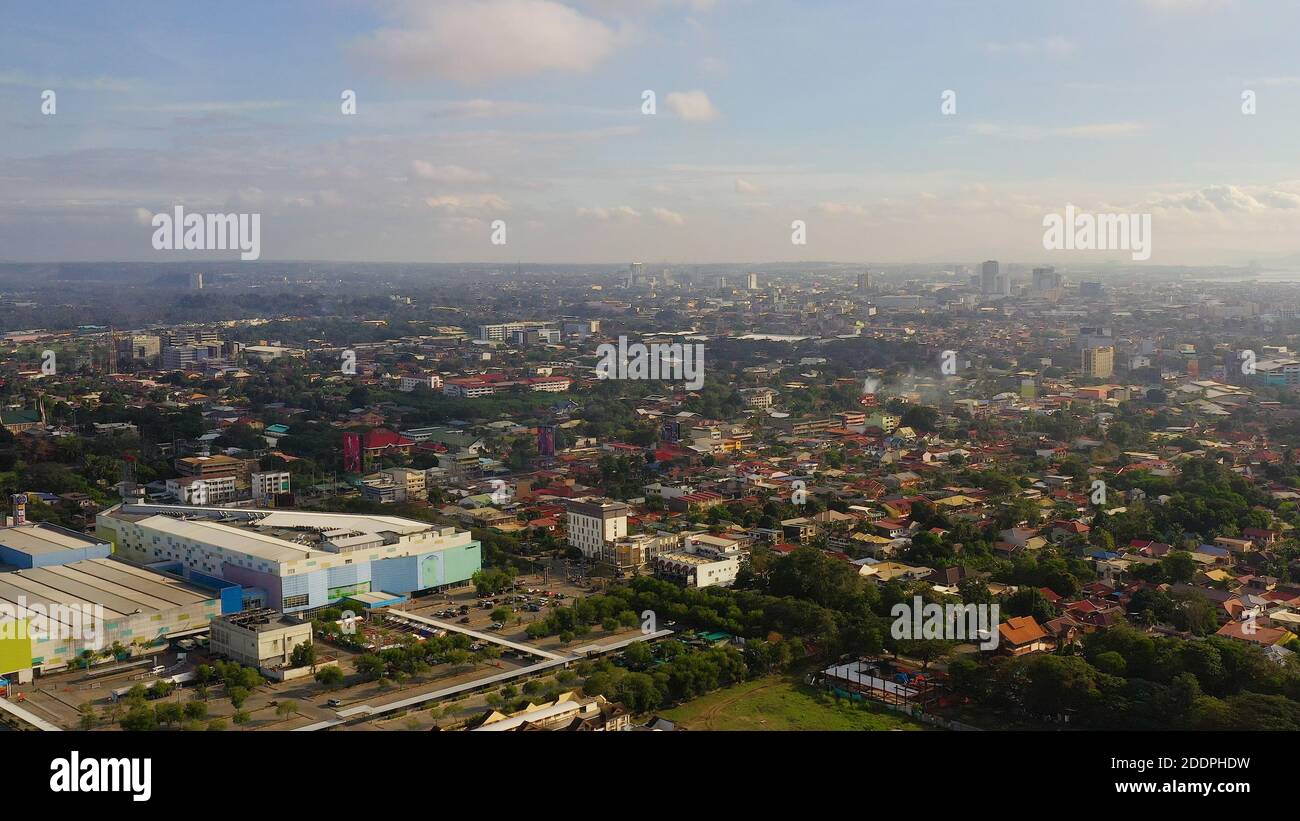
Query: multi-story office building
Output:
[[980, 260, 999, 294], [96, 504, 482, 614], [654, 534, 742, 588], [208, 608, 312, 669], [1032, 266, 1063, 293], [166, 474, 239, 505], [478, 321, 556, 342], [161, 343, 222, 370], [379, 467, 426, 502], [566, 498, 629, 559], [740, 387, 778, 409], [400, 373, 444, 392], [251, 471, 291, 503], [1255, 358, 1300, 387], [116, 334, 161, 362], [1082, 346, 1115, 379], [176, 454, 255, 483], [162, 327, 221, 347]]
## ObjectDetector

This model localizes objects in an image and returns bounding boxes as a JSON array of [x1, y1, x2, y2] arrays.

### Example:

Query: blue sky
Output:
[[2, 0, 1300, 265]]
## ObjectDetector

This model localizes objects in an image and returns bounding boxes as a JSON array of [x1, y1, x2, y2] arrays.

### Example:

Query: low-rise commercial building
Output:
[[209, 608, 312, 669]]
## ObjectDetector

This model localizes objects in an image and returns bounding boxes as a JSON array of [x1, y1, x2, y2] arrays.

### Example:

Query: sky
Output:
[[2, 0, 1300, 267]]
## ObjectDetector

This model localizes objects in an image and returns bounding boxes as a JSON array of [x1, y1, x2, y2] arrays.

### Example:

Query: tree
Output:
[[290, 641, 318, 670], [1003, 588, 1057, 623], [228, 686, 250, 708], [155, 702, 183, 727], [275, 700, 300, 719], [623, 641, 654, 670], [1161, 551, 1197, 584], [120, 705, 157, 731], [353, 654, 387, 681], [315, 665, 344, 688]]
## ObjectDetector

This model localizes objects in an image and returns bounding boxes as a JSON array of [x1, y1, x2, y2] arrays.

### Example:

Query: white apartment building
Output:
[[442, 380, 497, 398], [251, 471, 291, 503], [653, 532, 742, 588], [740, 387, 778, 409], [381, 467, 427, 502], [166, 474, 238, 505], [479, 321, 556, 342], [400, 374, 444, 392], [566, 498, 629, 558]]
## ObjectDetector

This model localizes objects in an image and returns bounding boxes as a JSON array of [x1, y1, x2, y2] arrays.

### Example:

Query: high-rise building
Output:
[[162, 327, 221, 347], [746, 272, 759, 290], [629, 262, 644, 287], [117, 334, 161, 362], [566, 498, 630, 559], [1032, 266, 1062, 293], [857, 271, 871, 290], [980, 260, 999, 294], [1082, 346, 1115, 379], [189, 272, 204, 290]]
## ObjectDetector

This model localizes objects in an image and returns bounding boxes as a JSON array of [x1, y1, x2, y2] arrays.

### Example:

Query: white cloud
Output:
[[652, 207, 686, 225], [577, 205, 641, 220], [734, 178, 761, 194], [425, 194, 510, 214], [664, 90, 720, 122], [352, 0, 623, 83], [1146, 184, 1300, 213], [984, 36, 1075, 58], [814, 202, 867, 217], [411, 161, 491, 184], [969, 121, 1150, 139], [0, 70, 134, 92]]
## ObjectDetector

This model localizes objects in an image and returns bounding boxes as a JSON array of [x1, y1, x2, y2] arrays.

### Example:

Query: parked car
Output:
[[326, 699, 343, 708]]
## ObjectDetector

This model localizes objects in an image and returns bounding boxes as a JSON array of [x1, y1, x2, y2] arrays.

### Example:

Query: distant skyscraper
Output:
[[1082, 346, 1114, 379], [857, 271, 870, 290], [746, 272, 759, 290], [189, 272, 203, 290], [980, 260, 999, 294], [716, 275, 728, 291], [629, 262, 644, 287], [1032, 266, 1062, 293]]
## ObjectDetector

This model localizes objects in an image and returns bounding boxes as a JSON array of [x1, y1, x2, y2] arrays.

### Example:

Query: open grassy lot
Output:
[[662, 676, 929, 731]]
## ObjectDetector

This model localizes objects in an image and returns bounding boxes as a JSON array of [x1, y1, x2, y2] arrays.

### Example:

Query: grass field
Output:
[[662, 676, 929, 731]]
